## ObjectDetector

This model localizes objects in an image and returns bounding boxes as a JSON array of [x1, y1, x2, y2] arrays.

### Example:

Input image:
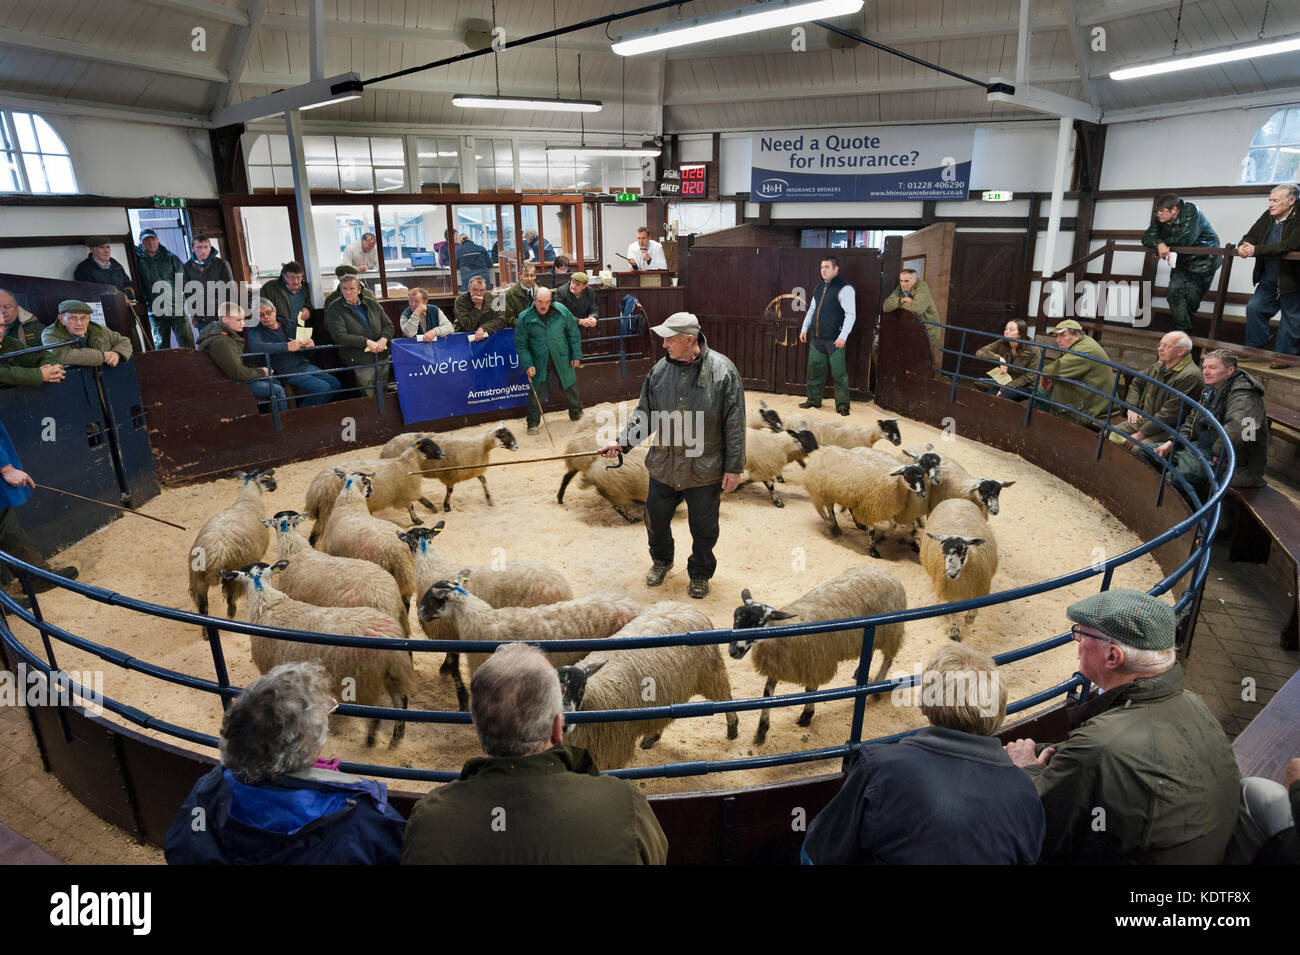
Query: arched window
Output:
[[0, 110, 77, 193], [1242, 107, 1300, 184]]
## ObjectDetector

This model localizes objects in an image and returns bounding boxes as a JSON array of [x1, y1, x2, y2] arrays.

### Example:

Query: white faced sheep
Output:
[[397, 522, 574, 711], [556, 418, 651, 524], [417, 570, 641, 676], [222, 561, 414, 748], [303, 438, 444, 541], [739, 428, 818, 507], [802, 446, 928, 556], [786, 414, 902, 450], [558, 602, 738, 770], [922, 453, 1014, 518], [319, 472, 417, 607], [920, 498, 999, 642], [729, 566, 908, 745], [262, 510, 410, 636], [746, 400, 783, 432], [188, 469, 277, 619], [381, 424, 518, 512]]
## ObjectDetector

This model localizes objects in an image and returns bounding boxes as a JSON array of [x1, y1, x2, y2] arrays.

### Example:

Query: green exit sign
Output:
[[981, 190, 1013, 202], [615, 192, 639, 202], [153, 196, 187, 209]]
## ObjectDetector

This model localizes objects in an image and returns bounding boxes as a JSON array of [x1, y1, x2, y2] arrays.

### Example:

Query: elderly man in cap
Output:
[[554, 271, 600, 329], [73, 236, 134, 300], [1036, 319, 1114, 428], [600, 312, 745, 600], [323, 264, 377, 310], [324, 275, 394, 398], [41, 300, 133, 368], [1005, 589, 1242, 864], [0, 289, 65, 389], [513, 285, 583, 435], [136, 228, 189, 348]]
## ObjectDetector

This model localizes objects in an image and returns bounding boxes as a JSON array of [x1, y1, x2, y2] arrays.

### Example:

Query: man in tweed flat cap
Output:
[[1003, 589, 1242, 864]]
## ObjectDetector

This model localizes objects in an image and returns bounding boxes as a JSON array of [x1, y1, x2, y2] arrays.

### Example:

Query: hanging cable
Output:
[[1259, 0, 1271, 40], [578, 52, 586, 144], [1171, 0, 1185, 55], [553, 0, 562, 98], [492, 0, 501, 95]]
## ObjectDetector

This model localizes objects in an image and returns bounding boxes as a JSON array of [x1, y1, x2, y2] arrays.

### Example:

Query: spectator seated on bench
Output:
[[1108, 331, 1203, 454], [197, 302, 287, 416], [40, 299, 133, 369], [247, 298, 339, 408], [1036, 320, 1114, 428], [1154, 348, 1269, 494], [975, 319, 1038, 401]]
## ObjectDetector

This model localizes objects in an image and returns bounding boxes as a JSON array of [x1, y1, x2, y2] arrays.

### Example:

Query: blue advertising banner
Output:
[[391, 333, 529, 425], [750, 124, 974, 202]]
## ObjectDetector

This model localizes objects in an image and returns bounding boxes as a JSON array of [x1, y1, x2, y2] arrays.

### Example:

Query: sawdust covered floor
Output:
[[14, 391, 1167, 801]]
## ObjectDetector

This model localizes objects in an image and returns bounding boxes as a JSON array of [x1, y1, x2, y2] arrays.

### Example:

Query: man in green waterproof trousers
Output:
[[799, 257, 856, 416]]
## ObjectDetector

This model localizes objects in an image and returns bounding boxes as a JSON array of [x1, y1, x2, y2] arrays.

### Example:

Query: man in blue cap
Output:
[[1004, 589, 1242, 864]]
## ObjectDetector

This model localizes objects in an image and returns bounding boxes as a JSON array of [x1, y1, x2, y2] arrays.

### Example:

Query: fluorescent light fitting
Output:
[[612, 0, 864, 56], [546, 145, 662, 157], [452, 94, 602, 112], [1110, 36, 1300, 81], [209, 72, 364, 126]]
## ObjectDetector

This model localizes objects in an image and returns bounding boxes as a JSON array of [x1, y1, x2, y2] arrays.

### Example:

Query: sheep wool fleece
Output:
[[400, 745, 667, 864]]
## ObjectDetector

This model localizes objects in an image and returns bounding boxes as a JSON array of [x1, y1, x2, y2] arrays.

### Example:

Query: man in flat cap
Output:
[[1037, 319, 1115, 428], [324, 264, 377, 310], [600, 313, 745, 600], [1004, 589, 1242, 864], [513, 285, 582, 435], [554, 271, 599, 330], [0, 289, 65, 388], [41, 300, 133, 368], [73, 236, 135, 300]]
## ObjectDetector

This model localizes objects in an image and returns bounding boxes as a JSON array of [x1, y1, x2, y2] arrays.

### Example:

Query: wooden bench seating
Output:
[[1232, 669, 1300, 784], [1228, 485, 1300, 651]]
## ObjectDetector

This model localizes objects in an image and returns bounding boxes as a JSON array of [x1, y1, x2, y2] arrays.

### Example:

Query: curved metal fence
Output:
[[0, 321, 1236, 783]]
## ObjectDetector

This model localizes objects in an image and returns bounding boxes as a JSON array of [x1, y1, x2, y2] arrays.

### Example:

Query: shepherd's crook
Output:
[[35, 484, 188, 530], [411, 449, 623, 475], [528, 374, 556, 448]]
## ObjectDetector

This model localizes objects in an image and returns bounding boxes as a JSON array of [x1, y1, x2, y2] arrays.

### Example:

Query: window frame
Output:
[[0, 109, 78, 195]]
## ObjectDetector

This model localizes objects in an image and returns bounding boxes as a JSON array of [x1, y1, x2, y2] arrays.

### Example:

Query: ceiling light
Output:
[[546, 145, 662, 157], [210, 72, 365, 126], [1110, 36, 1300, 81], [452, 94, 602, 112], [612, 0, 864, 56]]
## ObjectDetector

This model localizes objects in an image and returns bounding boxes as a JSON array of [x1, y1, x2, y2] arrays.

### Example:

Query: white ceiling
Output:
[[0, 0, 1297, 131]]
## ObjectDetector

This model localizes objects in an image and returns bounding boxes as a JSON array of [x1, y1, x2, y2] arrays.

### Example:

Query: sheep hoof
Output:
[[829, 524, 842, 538], [639, 733, 661, 750], [909, 541, 920, 553], [775, 474, 785, 484], [409, 515, 424, 526], [726, 722, 738, 740], [796, 711, 814, 728], [752, 731, 768, 746], [868, 547, 882, 559], [773, 498, 785, 508]]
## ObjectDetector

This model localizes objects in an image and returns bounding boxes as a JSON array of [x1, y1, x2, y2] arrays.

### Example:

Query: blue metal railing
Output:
[[0, 320, 1235, 782]]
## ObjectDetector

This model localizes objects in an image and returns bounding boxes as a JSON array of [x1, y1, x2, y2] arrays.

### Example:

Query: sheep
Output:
[[921, 453, 1014, 518], [920, 498, 999, 642], [558, 602, 738, 770], [398, 522, 574, 710], [221, 561, 414, 748], [746, 400, 783, 432], [844, 445, 943, 553], [417, 570, 641, 676], [729, 566, 908, 745], [739, 428, 818, 507], [188, 469, 277, 619], [556, 418, 651, 523], [318, 472, 417, 607], [261, 510, 410, 637], [303, 438, 444, 540], [785, 414, 902, 450], [381, 424, 518, 512], [802, 446, 928, 556]]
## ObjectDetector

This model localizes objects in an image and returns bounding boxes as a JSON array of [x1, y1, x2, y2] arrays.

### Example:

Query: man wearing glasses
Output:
[[1003, 589, 1241, 864]]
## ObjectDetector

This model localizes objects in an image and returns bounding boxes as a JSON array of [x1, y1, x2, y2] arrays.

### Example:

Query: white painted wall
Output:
[[41, 115, 217, 199]]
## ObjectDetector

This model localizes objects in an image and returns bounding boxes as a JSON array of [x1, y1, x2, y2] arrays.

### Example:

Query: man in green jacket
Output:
[[324, 275, 393, 397], [513, 285, 582, 435], [454, 276, 507, 340], [322, 265, 377, 310], [196, 302, 287, 414], [1141, 193, 1221, 332], [1155, 348, 1270, 490], [0, 289, 64, 388], [1109, 330, 1203, 452], [400, 643, 668, 865], [882, 269, 942, 346], [1005, 589, 1242, 865], [1039, 319, 1115, 428], [136, 229, 190, 349], [502, 263, 538, 328], [41, 300, 133, 368], [259, 260, 313, 339]]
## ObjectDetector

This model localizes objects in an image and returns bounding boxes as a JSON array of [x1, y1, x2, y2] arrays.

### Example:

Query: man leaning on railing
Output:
[[1238, 182, 1300, 368], [1154, 348, 1269, 492], [1140, 193, 1221, 333]]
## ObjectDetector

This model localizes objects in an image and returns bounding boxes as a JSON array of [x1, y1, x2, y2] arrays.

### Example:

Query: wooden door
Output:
[[945, 233, 1027, 376]]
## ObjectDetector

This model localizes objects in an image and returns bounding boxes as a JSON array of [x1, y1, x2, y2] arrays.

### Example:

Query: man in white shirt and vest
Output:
[[627, 226, 667, 271], [799, 256, 857, 416]]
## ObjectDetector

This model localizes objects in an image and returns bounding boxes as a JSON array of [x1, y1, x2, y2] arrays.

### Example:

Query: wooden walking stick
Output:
[[527, 374, 556, 448], [34, 484, 188, 531], [411, 449, 623, 476]]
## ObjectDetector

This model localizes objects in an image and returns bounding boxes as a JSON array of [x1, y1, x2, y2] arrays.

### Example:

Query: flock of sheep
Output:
[[182, 396, 1018, 768]]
